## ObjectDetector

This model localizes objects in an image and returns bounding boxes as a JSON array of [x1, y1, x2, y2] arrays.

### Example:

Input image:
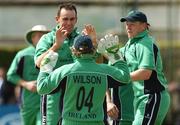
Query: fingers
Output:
[[57, 26, 68, 36], [104, 34, 111, 42], [97, 38, 106, 53], [97, 34, 118, 54], [108, 108, 119, 119], [104, 34, 116, 48], [82, 24, 95, 35], [81, 24, 97, 46], [55, 26, 68, 48], [85, 24, 95, 33], [99, 38, 106, 44], [81, 28, 87, 35], [107, 103, 119, 120], [105, 34, 119, 45], [114, 35, 119, 44]]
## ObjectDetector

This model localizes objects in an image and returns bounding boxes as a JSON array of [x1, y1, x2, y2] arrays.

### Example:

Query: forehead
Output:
[[125, 21, 144, 25], [59, 8, 76, 17], [126, 21, 141, 24]]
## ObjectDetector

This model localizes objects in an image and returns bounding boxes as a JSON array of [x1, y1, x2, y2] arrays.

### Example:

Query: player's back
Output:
[[53, 56, 130, 122]]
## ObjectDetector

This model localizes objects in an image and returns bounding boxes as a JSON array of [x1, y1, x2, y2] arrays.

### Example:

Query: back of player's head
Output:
[[72, 35, 95, 56]]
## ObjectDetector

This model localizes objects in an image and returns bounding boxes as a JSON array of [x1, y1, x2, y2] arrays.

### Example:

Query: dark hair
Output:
[[57, 3, 77, 17]]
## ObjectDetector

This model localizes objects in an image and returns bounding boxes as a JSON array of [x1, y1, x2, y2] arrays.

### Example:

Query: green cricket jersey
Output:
[[35, 25, 79, 125], [121, 30, 170, 125], [35, 26, 78, 68], [7, 45, 41, 125], [37, 55, 130, 123], [121, 30, 168, 96], [7, 46, 40, 109]]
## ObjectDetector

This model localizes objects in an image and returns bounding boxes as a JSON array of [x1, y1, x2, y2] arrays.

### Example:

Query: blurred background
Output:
[[0, 0, 180, 125]]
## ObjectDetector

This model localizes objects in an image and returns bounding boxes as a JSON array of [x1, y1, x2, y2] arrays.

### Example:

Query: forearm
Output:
[[113, 60, 131, 83], [130, 68, 152, 81], [106, 89, 112, 103], [37, 50, 59, 94], [106, 89, 119, 119], [7, 73, 21, 85], [17, 79, 37, 92], [35, 44, 60, 68], [37, 72, 53, 94], [18, 79, 28, 88]]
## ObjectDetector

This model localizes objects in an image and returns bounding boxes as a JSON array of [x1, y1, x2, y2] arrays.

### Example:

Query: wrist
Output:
[[106, 100, 113, 104], [18, 79, 27, 88], [108, 54, 119, 65], [51, 42, 60, 52]]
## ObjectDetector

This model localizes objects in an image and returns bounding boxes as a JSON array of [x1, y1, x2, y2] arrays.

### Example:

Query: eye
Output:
[[62, 17, 76, 21], [62, 17, 68, 21], [70, 17, 76, 21]]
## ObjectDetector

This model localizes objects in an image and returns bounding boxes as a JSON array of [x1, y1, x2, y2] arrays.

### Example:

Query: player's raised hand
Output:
[[97, 34, 120, 54], [82, 24, 97, 47], [40, 50, 58, 73], [104, 34, 120, 54], [97, 34, 123, 64], [55, 25, 68, 48], [97, 38, 106, 54]]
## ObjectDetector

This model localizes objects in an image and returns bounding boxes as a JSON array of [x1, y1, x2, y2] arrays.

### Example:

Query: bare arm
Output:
[[106, 89, 119, 120], [130, 68, 152, 81], [18, 79, 37, 92]]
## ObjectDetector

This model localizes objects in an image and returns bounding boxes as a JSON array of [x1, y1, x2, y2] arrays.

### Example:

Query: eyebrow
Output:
[[62, 17, 76, 20]]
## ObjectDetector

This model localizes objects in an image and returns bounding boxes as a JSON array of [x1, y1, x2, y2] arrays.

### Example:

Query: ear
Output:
[[55, 16, 60, 23], [75, 17, 78, 23]]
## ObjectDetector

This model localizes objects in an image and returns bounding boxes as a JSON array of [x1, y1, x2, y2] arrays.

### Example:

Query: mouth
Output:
[[65, 27, 73, 32]]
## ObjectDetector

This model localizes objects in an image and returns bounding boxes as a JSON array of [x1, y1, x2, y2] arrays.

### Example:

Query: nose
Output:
[[66, 20, 70, 24]]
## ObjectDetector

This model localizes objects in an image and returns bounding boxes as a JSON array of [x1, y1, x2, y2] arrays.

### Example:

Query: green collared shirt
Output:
[[7, 46, 40, 109], [120, 30, 168, 96], [35, 25, 79, 68]]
